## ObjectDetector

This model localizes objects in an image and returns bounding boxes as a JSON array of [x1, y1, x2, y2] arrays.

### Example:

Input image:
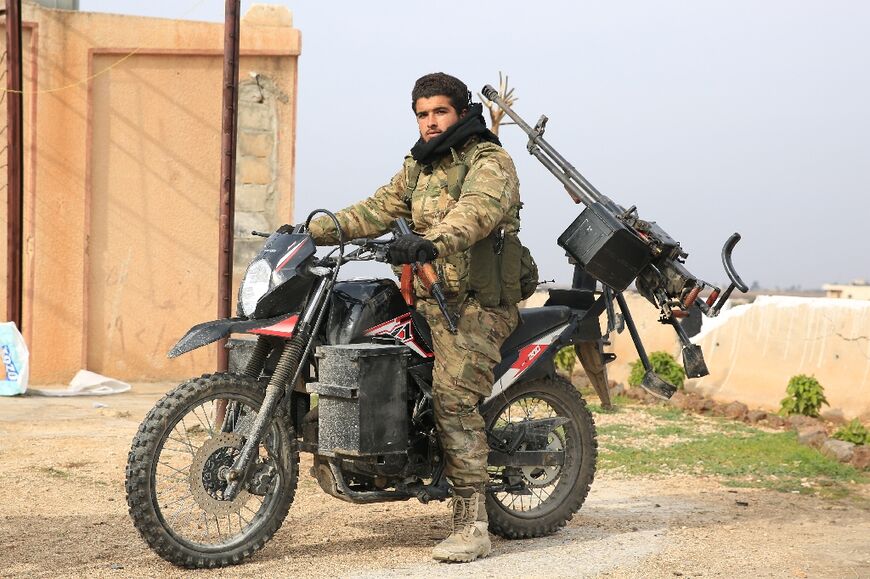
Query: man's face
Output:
[[414, 95, 465, 143]]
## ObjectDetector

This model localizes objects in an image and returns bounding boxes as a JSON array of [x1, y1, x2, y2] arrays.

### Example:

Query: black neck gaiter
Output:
[[410, 103, 501, 166]]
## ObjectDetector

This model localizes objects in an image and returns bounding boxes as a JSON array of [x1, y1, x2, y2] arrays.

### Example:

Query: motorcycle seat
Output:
[[544, 288, 596, 310], [501, 306, 573, 355]]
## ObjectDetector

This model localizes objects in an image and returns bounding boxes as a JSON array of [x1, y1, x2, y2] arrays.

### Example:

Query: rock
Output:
[[820, 439, 855, 463], [764, 414, 787, 428], [571, 372, 591, 389], [710, 401, 729, 417], [797, 425, 828, 448], [787, 415, 821, 431], [669, 391, 689, 409], [851, 446, 870, 470], [681, 396, 698, 412], [625, 386, 645, 400], [723, 401, 749, 421], [820, 409, 848, 425], [691, 397, 714, 413], [608, 381, 625, 397], [746, 410, 768, 424]]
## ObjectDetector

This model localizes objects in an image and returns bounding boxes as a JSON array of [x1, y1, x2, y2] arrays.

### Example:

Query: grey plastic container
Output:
[[307, 343, 409, 457]]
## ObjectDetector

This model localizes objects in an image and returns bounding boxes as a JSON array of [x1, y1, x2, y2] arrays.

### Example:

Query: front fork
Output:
[[223, 275, 333, 500], [216, 338, 271, 429]]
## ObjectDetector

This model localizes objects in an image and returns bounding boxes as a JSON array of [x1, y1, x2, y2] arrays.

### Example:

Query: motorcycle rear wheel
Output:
[[125, 373, 298, 568], [484, 375, 597, 539]]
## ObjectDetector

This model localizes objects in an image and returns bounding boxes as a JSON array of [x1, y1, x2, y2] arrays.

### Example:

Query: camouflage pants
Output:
[[416, 297, 519, 486]]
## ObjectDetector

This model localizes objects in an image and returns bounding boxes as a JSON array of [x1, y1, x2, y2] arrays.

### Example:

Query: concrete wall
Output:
[[523, 290, 870, 420], [0, 4, 300, 383], [691, 296, 870, 421]]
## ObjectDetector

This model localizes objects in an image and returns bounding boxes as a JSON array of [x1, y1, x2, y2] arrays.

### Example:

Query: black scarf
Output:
[[410, 103, 501, 166]]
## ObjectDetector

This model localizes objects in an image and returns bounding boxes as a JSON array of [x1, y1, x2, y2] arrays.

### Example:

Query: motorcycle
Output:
[[125, 214, 600, 568], [125, 86, 747, 568]]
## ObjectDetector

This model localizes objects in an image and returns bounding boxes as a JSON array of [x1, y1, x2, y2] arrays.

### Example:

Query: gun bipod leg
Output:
[[614, 292, 677, 400]]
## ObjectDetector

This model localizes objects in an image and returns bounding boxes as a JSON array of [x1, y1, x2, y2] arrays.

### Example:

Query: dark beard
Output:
[[410, 103, 501, 166]]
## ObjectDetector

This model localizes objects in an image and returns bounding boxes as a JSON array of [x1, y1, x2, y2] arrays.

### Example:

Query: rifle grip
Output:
[[417, 264, 439, 290], [400, 265, 415, 306]]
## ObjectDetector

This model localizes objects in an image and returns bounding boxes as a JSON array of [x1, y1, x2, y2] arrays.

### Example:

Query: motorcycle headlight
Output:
[[238, 259, 272, 317]]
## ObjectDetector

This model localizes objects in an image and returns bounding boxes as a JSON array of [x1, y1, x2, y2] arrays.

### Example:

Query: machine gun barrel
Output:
[[481, 84, 620, 214]]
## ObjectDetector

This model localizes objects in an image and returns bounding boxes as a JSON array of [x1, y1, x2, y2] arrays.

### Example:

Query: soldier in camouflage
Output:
[[307, 72, 523, 562]]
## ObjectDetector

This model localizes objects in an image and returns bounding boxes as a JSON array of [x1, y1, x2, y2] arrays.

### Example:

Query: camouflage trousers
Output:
[[416, 297, 519, 486]]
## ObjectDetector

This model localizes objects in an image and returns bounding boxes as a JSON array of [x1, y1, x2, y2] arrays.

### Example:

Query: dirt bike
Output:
[[125, 86, 747, 569], [125, 214, 601, 568]]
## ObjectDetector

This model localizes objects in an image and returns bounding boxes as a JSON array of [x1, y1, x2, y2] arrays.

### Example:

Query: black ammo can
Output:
[[307, 344, 409, 457], [557, 202, 652, 292]]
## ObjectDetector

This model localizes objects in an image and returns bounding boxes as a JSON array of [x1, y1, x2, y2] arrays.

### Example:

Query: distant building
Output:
[[823, 280, 870, 300], [31, 0, 79, 9]]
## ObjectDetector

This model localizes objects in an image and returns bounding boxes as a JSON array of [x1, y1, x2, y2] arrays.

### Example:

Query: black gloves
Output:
[[388, 233, 438, 265]]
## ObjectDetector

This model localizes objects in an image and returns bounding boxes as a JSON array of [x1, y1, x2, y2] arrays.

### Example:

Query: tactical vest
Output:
[[402, 141, 537, 307]]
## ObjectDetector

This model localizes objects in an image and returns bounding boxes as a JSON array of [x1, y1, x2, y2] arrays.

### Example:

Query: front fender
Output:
[[168, 313, 296, 358]]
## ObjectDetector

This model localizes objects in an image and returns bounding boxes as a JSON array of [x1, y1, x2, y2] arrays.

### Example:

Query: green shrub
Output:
[[628, 351, 685, 389], [832, 419, 869, 445], [554, 346, 576, 375], [779, 374, 828, 417]]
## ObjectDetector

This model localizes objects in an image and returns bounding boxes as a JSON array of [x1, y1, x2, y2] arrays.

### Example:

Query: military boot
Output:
[[432, 485, 491, 563]]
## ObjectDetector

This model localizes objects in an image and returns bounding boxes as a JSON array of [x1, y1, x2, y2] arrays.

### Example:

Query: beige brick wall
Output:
[[0, 4, 300, 383]]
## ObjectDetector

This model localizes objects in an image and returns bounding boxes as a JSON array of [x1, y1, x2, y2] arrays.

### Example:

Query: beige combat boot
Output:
[[432, 485, 491, 563]]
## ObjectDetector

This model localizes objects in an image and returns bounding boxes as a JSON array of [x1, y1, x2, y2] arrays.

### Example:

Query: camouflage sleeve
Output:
[[307, 167, 411, 245], [424, 148, 519, 256]]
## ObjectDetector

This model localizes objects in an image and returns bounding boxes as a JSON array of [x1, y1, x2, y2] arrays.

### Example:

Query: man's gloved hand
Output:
[[388, 233, 438, 265]]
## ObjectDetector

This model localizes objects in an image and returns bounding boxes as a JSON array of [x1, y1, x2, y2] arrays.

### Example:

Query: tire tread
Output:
[[124, 373, 298, 568], [486, 375, 597, 540]]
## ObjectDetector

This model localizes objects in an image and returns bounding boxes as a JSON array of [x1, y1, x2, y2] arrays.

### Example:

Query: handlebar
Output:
[[721, 233, 748, 293]]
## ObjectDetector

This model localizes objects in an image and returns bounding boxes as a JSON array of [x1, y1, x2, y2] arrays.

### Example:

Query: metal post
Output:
[[217, 0, 241, 371], [5, 0, 23, 330]]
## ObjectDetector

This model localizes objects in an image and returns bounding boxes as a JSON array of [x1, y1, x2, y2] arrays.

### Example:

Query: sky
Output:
[[78, 0, 870, 290]]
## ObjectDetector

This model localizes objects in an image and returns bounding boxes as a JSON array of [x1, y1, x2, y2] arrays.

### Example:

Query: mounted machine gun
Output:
[[481, 85, 748, 398]]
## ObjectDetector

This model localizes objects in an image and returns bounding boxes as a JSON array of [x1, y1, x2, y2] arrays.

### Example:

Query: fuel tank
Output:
[[324, 279, 433, 352]]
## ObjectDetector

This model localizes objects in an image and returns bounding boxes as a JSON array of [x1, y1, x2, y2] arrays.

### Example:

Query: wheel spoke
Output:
[[489, 390, 584, 515], [157, 461, 192, 479], [179, 418, 199, 456]]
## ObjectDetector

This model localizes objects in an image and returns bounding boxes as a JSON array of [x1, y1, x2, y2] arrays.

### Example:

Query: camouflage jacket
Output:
[[309, 136, 521, 297]]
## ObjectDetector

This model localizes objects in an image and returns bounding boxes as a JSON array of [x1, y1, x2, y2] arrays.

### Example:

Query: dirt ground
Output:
[[1, 383, 868, 578]]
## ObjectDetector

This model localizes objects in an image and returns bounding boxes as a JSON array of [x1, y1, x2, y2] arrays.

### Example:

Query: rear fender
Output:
[[485, 319, 577, 403], [168, 314, 299, 358]]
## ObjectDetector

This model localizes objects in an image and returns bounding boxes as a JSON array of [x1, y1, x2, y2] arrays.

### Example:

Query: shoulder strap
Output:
[[403, 156, 422, 208], [445, 147, 469, 201]]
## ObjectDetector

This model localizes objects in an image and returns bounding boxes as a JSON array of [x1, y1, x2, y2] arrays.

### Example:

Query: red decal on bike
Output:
[[251, 315, 299, 338], [488, 324, 570, 402], [275, 241, 306, 272], [512, 342, 546, 377], [364, 313, 433, 358]]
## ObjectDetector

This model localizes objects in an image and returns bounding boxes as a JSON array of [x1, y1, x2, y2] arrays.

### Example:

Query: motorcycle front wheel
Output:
[[125, 373, 298, 568], [484, 375, 597, 539]]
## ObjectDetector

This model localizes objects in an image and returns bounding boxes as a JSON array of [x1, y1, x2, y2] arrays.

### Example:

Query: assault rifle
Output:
[[481, 84, 748, 397]]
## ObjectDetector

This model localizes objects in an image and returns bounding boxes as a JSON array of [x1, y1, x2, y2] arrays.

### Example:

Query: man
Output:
[[306, 72, 523, 563]]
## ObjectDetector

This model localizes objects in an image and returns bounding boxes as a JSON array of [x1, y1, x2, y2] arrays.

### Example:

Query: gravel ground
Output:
[[0, 383, 868, 578]]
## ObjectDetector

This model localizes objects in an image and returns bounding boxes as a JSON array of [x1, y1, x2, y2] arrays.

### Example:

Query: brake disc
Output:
[[521, 433, 564, 487], [189, 432, 252, 517]]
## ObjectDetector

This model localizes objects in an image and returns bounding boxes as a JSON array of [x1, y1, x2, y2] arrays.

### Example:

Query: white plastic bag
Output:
[[28, 370, 131, 397], [0, 322, 29, 396]]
